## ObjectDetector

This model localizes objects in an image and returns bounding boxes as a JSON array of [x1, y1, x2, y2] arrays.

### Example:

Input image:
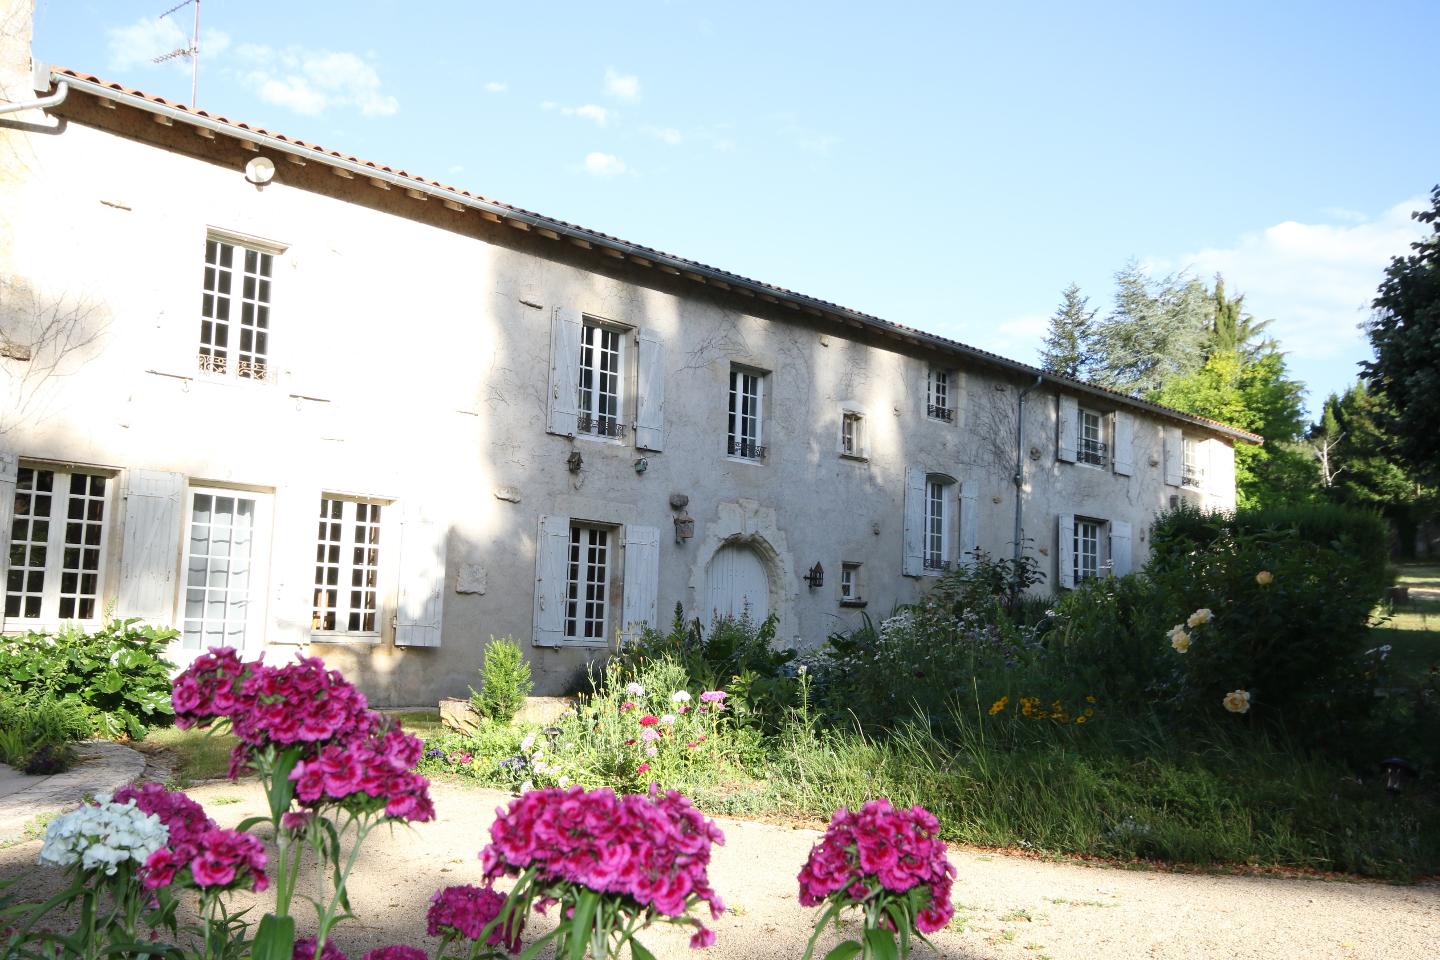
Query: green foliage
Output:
[[1149, 350, 1316, 508], [1089, 262, 1212, 395], [0, 696, 92, 773], [1207, 276, 1275, 360], [1364, 184, 1440, 477], [618, 603, 794, 691], [469, 636, 533, 724], [0, 619, 177, 740], [1039, 283, 1099, 380]]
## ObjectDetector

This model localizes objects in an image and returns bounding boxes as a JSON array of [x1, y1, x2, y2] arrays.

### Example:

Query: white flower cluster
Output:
[[38, 796, 169, 876]]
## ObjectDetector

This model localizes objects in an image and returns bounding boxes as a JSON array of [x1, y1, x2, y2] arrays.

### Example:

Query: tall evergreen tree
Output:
[[1089, 262, 1211, 395], [1208, 275, 1275, 359], [1039, 283, 1099, 380]]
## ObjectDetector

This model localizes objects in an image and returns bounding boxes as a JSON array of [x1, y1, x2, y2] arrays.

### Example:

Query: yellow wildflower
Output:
[[1085, 695, 1097, 704], [1075, 715, 1087, 725], [1223, 689, 1252, 714], [1255, 570, 1274, 586], [988, 696, 1009, 716]]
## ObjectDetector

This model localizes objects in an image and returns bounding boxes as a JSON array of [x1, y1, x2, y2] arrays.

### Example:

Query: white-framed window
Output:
[[728, 368, 766, 461], [924, 477, 953, 572], [1073, 517, 1103, 583], [840, 562, 863, 603], [840, 411, 864, 458], [1182, 438, 1205, 489], [565, 523, 612, 641], [312, 495, 385, 634], [1077, 407, 1106, 467], [4, 466, 111, 623], [179, 487, 271, 652], [577, 319, 626, 439], [927, 369, 953, 422], [199, 236, 275, 383]]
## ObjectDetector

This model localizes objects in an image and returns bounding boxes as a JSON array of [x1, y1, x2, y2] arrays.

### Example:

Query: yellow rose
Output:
[[1255, 571, 1274, 586], [1170, 632, 1191, 653], [1223, 689, 1251, 714], [1186, 608, 1214, 628]]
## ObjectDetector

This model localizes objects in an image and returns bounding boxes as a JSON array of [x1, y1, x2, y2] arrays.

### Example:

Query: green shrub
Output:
[[0, 620, 176, 740], [0, 696, 93, 773], [619, 603, 794, 692], [469, 636, 533, 724]]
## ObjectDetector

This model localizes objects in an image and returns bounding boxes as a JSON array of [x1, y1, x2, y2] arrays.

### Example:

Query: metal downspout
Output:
[[0, 79, 69, 116], [1013, 375, 1044, 565]]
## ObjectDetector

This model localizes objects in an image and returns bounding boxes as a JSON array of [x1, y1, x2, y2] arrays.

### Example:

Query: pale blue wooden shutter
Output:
[[117, 471, 186, 625], [1110, 520, 1133, 577], [395, 503, 445, 648], [546, 308, 582, 436], [0, 451, 17, 632], [533, 515, 570, 647], [1057, 396, 1078, 463], [634, 330, 666, 452], [621, 525, 660, 642], [268, 487, 319, 646], [902, 466, 925, 577], [959, 482, 979, 568], [1164, 427, 1183, 486], [1112, 411, 1134, 476], [1057, 513, 1076, 589]]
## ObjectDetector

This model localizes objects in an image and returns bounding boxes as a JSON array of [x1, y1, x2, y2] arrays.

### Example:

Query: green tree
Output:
[[1039, 283, 1100, 379], [1150, 350, 1316, 508], [1312, 383, 1437, 556], [1363, 185, 1440, 476], [1090, 262, 1211, 395], [1208, 275, 1275, 359]]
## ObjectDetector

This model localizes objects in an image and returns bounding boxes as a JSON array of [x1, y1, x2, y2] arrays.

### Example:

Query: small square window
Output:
[[840, 411, 864, 459], [840, 562, 865, 605]]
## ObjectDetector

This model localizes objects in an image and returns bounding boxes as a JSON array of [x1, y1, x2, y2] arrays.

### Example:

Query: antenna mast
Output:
[[151, 0, 201, 108]]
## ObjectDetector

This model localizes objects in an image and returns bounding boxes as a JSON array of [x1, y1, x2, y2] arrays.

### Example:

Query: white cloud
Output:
[[483, 81, 507, 93], [604, 67, 640, 101], [105, 18, 228, 73], [540, 100, 558, 111], [235, 45, 398, 116], [582, 152, 627, 177], [647, 126, 683, 145], [1149, 199, 1427, 365], [563, 104, 611, 126], [960, 312, 1050, 363]]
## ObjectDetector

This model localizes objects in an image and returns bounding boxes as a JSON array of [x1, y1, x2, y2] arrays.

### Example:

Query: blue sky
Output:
[[31, 0, 1440, 416]]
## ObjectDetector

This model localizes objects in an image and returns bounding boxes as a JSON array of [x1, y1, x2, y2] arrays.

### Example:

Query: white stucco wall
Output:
[[0, 86, 1242, 704]]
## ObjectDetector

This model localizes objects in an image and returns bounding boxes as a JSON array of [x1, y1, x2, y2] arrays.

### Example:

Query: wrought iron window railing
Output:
[[927, 403, 954, 422], [577, 415, 627, 438], [728, 438, 766, 460], [1182, 468, 1206, 489], [923, 557, 952, 572], [1078, 439, 1107, 466]]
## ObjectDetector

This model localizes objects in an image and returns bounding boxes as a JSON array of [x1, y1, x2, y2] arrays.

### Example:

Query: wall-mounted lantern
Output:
[[566, 451, 583, 473], [803, 563, 824, 590], [673, 513, 694, 544], [634, 457, 648, 474]]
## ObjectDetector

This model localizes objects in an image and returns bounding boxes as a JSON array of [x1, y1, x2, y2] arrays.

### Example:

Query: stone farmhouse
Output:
[[0, 24, 1260, 703]]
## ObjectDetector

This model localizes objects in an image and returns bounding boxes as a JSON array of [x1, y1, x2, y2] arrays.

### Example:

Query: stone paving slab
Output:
[[0, 741, 145, 844]]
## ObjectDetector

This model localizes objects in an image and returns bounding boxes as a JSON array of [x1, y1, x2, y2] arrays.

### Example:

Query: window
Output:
[[927, 369, 953, 422], [180, 489, 267, 651], [1073, 517, 1102, 583], [840, 562, 863, 604], [577, 320, 626, 438], [1182, 438, 1205, 488], [199, 236, 274, 382], [840, 411, 864, 458], [565, 523, 611, 640], [312, 496, 384, 634], [4, 467, 109, 622], [924, 478, 952, 571], [727, 368, 766, 460], [1077, 407, 1107, 466]]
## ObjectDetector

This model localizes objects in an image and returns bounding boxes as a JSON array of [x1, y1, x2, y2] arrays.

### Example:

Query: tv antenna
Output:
[[151, 0, 201, 108]]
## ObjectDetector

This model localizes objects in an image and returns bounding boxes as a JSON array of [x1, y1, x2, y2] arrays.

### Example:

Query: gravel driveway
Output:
[[2, 778, 1436, 959]]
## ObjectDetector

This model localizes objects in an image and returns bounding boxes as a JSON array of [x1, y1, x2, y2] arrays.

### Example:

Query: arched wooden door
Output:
[[705, 543, 770, 627]]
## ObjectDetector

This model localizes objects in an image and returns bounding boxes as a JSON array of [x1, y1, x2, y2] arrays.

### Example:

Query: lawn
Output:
[[1373, 563, 1440, 683]]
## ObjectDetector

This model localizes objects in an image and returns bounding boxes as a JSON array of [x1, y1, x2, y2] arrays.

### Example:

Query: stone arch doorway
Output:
[[705, 542, 771, 628]]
